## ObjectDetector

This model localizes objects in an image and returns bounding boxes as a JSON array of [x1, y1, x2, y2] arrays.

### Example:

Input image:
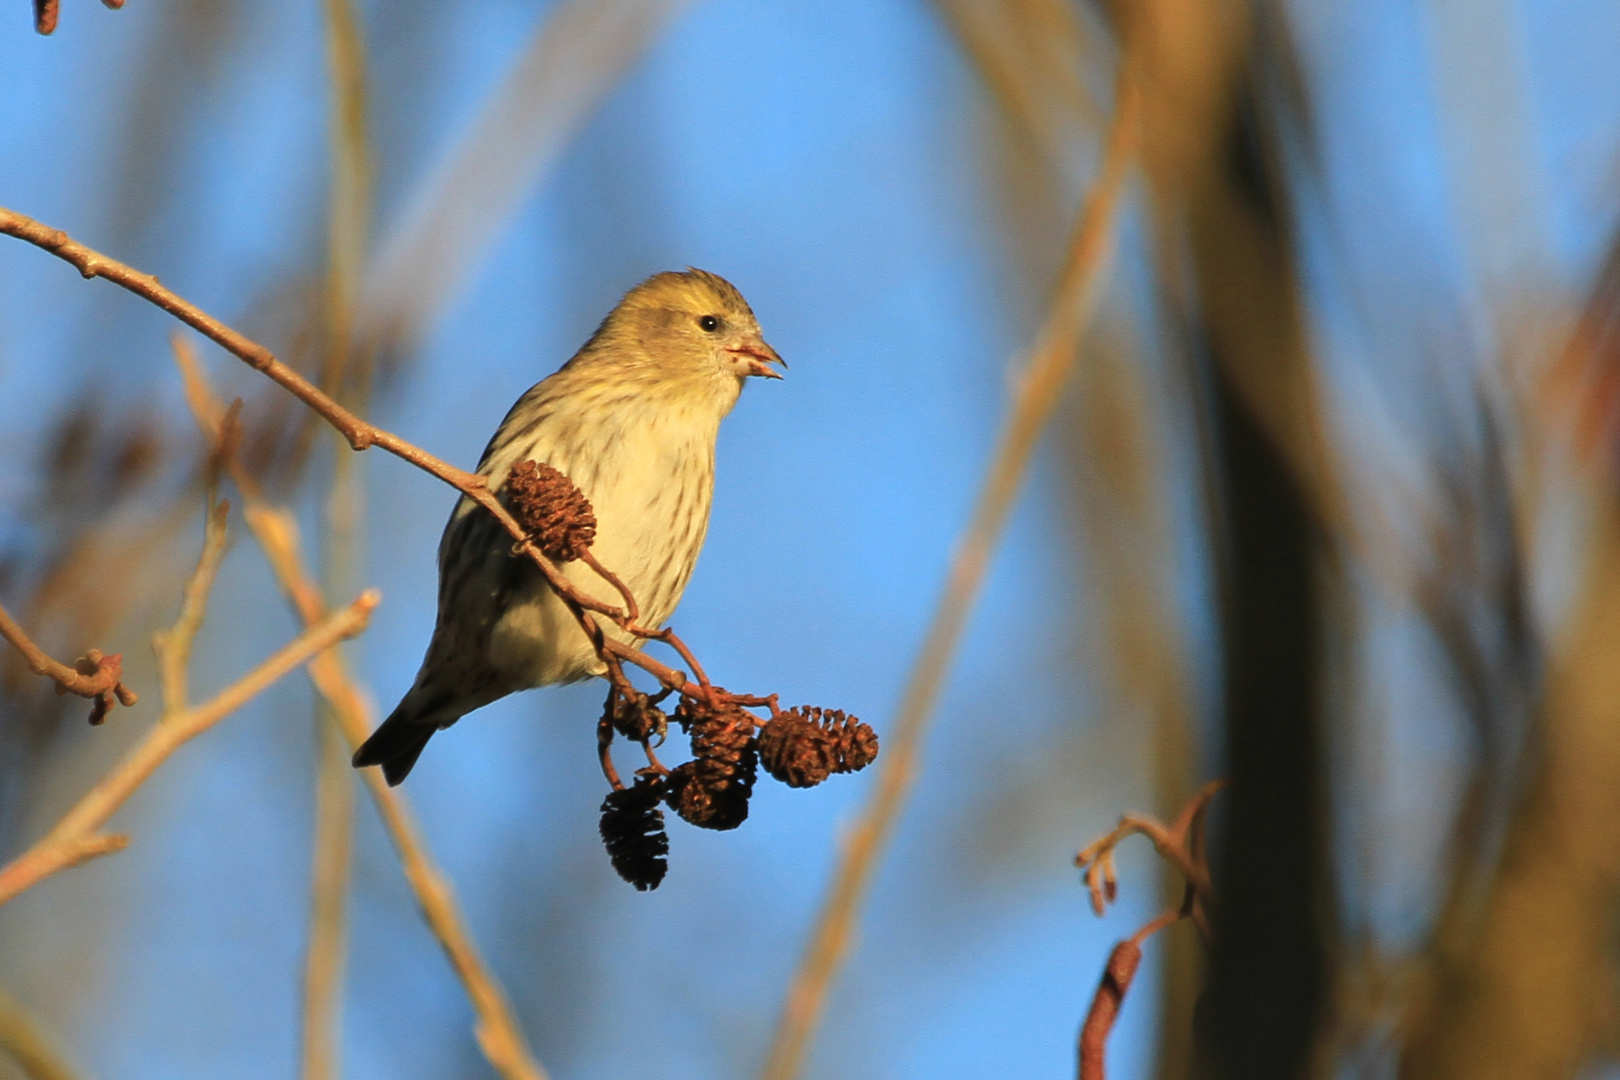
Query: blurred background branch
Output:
[[759, 54, 1140, 1080], [0, 489, 377, 906], [176, 335, 550, 1080], [299, 0, 372, 1076]]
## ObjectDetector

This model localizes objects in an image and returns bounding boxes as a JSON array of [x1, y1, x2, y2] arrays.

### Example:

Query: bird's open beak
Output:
[[728, 341, 786, 380]]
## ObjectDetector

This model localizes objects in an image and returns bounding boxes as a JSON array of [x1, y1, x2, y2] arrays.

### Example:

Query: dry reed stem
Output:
[[0, 204, 705, 705], [0, 579, 377, 906], [301, 2, 372, 1075], [303, 717, 353, 1080], [756, 62, 1141, 1080], [0, 985, 79, 1080], [174, 339, 549, 1080]]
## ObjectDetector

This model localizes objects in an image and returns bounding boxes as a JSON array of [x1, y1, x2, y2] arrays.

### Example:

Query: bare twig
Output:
[[0, 584, 377, 906], [0, 434, 371, 905], [1075, 778, 1225, 930], [757, 59, 1140, 1080], [1076, 911, 1183, 1080], [0, 600, 137, 724], [175, 340, 548, 1080], [150, 500, 230, 715], [1073, 781, 1225, 1080]]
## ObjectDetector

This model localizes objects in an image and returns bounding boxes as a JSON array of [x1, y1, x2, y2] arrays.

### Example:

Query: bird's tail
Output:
[[352, 692, 442, 786]]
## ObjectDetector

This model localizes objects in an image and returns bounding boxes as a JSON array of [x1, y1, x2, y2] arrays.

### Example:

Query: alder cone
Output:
[[821, 709, 879, 772], [757, 713, 836, 788], [505, 460, 596, 562], [599, 776, 669, 890], [666, 698, 757, 830], [606, 688, 667, 744], [759, 707, 878, 788]]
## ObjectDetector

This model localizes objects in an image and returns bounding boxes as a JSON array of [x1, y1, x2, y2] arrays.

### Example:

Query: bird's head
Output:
[[577, 269, 785, 411]]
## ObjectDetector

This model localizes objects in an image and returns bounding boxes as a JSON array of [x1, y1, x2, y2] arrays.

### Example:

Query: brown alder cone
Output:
[[606, 688, 667, 744], [504, 460, 597, 563], [666, 698, 757, 830], [758, 707, 879, 788], [819, 708, 879, 772], [758, 712, 836, 788]]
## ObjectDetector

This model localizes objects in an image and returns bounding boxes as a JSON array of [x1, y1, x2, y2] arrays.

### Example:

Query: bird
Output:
[[353, 269, 784, 785]]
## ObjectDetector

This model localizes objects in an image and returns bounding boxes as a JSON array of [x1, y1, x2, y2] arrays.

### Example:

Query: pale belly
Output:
[[484, 419, 714, 687]]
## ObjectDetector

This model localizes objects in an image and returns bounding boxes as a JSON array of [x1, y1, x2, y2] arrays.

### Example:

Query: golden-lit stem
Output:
[[0, 598, 136, 711], [301, 1, 372, 1077], [758, 65, 1140, 1080], [176, 346, 550, 1080], [0, 590, 378, 908]]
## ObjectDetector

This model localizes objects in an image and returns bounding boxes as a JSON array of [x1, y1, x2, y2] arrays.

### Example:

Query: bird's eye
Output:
[[698, 315, 721, 333]]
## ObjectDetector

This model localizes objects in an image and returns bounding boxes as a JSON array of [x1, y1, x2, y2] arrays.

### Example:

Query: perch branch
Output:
[[0, 205, 742, 718], [757, 57, 1140, 1080]]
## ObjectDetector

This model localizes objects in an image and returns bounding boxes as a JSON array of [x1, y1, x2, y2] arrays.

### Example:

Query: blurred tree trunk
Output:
[[1202, 368, 1329, 1080], [1105, 1, 1337, 1075]]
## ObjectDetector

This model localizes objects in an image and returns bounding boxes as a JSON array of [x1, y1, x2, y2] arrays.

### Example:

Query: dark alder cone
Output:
[[599, 776, 669, 890], [504, 460, 596, 562], [757, 712, 836, 788], [665, 698, 757, 830], [605, 688, 667, 744]]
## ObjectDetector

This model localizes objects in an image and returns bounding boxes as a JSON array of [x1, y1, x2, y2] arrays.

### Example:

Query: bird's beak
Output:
[[728, 341, 786, 380]]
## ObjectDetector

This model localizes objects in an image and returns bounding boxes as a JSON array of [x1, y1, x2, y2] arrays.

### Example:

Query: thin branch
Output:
[[174, 339, 549, 1080], [1076, 909, 1185, 1080], [1074, 778, 1225, 925], [151, 499, 230, 714], [756, 59, 1141, 1080], [0, 589, 378, 907], [0, 600, 137, 724]]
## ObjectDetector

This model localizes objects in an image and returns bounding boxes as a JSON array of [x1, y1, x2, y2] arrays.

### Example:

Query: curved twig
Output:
[[0, 602, 137, 724]]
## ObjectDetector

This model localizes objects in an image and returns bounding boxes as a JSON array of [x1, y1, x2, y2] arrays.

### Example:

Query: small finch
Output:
[[353, 269, 784, 784]]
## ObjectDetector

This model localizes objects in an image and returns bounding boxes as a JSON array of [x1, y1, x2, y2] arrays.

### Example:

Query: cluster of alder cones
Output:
[[506, 461, 881, 891], [600, 694, 878, 890]]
